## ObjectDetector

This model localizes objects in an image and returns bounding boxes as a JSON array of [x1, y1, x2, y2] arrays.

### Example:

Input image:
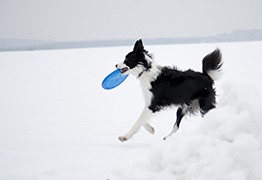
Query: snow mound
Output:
[[118, 82, 262, 180]]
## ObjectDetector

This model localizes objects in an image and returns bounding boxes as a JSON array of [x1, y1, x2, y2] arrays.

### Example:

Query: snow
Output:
[[1, 41, 262, 180], [117, 81, 262, 180]]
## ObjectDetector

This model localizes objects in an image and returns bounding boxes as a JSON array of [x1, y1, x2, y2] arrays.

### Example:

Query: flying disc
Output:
[[102, 69, 129, 90]]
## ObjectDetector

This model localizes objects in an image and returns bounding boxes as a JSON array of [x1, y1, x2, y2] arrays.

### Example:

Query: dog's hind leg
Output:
[[164, 105, 187, 140], [118, 107, 153, 142]]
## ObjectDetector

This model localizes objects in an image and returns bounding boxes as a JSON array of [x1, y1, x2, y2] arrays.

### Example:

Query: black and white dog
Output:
[[116, 39, 222, 142]]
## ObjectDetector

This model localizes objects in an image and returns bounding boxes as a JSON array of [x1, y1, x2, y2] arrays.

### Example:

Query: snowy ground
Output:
[[1, 41, 262, 180]]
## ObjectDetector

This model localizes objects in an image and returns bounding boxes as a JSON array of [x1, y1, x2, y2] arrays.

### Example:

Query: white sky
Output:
[[0, 0, 262, 41]]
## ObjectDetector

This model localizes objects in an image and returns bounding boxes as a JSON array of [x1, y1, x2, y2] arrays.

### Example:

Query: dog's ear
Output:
[[133, 39, 144, 53]]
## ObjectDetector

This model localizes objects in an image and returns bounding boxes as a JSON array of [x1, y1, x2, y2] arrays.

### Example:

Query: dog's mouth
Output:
[[121, 67, 129, 74]]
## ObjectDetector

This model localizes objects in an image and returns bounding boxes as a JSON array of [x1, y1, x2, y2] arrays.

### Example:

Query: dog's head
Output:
[[116, 39, 152, 77]]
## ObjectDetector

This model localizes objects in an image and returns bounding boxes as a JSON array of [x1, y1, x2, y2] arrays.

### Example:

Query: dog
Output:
[[116, 39, 222, 142]]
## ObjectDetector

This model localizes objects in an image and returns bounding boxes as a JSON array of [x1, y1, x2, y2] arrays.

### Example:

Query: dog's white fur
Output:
[[117, 54, 165, 142]]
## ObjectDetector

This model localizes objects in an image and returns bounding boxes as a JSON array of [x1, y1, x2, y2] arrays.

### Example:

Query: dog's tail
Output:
[[202, 49, 223, 81]]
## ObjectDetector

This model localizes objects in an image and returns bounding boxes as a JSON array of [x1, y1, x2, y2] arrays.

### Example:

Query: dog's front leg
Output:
[[143, 122, 155, 135], [118, 107, 153, 142]]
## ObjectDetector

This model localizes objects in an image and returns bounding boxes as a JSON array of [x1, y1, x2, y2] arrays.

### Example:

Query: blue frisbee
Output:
[[102, 69, 129, 90]]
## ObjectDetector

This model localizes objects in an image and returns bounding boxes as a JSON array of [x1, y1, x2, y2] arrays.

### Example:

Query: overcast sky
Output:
[[0, 0, 262, 42]]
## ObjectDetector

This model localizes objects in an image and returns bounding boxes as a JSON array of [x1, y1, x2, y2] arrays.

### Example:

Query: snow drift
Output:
[[117, 81, 262, 180]]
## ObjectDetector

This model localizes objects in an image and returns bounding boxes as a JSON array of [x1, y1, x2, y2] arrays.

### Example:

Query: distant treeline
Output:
[[1, 29, 262, 51]]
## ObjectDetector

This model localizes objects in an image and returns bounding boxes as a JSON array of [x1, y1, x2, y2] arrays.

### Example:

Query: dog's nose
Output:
[[115, 64, 118, 68]]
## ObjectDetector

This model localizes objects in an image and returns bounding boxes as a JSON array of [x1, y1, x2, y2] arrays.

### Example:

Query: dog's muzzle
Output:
[[116, 64, 129, 74], [120, 67, 129, 74]]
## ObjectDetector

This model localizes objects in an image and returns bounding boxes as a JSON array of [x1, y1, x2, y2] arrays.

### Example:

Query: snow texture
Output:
[[0, 41, 262, 180], [117, 82, 262, 180]]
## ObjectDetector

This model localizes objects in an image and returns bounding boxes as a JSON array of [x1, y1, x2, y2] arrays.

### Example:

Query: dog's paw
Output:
[[163, 125, 178, 140], [118, 136, 128, 142], [143, 123, 155, 135], [148, 126, 155, 135]]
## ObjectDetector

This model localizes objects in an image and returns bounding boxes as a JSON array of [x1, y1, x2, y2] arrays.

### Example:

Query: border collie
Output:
[[116, 39, 222, 142]]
